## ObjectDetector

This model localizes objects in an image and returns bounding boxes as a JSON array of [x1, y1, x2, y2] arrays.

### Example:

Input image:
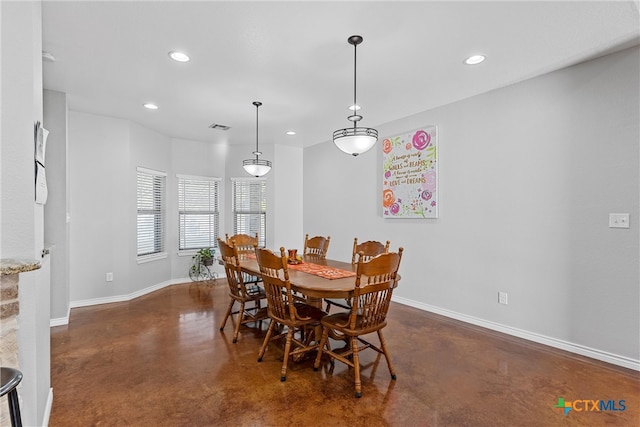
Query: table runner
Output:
[[288, 262, 356, 280], [243, 253, 355, 280]]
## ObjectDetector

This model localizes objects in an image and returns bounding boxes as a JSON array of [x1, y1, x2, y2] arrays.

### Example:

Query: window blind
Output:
[[177, 175, 220, 250], [232, 178, 266, 247], [137, 167, 166, 257]]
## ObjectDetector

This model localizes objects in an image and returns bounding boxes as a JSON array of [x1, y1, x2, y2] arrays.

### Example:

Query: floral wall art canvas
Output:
[[382, 126, 438, 218]]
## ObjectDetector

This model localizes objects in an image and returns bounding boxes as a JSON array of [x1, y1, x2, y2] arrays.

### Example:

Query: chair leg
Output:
[[351, 336, 362, 398], [313, 326, 330, 371], [219, 299, 235, 331], [232, 301, 246, 343], [257, 320, 277, 362], [377, 330, 396, 380], [8, 388, 22, 427], [280, 328, 295, 382]]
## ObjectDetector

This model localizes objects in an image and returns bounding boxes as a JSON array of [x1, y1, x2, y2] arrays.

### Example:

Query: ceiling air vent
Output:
[[209, 123, 231, 131]]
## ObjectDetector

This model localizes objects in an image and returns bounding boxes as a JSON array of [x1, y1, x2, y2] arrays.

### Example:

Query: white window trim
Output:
[[229, 177, 266, 182], [177, 173, 221, 182], [138, 166, 167, 177], [137, 252, 168, 264]]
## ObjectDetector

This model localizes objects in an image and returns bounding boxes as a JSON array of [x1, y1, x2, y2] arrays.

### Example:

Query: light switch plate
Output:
[[609, 213, 630, 229], [498, 292, 508, 305]]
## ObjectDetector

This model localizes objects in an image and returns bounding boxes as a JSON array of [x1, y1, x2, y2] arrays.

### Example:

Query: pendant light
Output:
[[243, 101, 272, 177], [333, 35, 378, 156]]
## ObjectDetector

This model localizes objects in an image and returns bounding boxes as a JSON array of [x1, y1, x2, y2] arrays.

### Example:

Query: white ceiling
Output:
[[42, 1, 640, 149]]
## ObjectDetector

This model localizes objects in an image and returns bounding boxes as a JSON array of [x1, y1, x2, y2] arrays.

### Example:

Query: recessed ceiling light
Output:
[[349, 104, 361, 111], [286, 131, 296, 135], [168, 51, 190, 63], [464, 54, 486, 65], [143, 103, 159, 110]]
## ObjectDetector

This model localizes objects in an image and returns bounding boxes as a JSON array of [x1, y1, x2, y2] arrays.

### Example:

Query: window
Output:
[[232, 178, 266, 247], [137, 167, 166, 258], [177, 175, 220, 251]]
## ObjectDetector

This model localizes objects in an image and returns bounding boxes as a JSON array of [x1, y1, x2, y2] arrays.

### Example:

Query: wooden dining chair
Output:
[[303, 234, 330, 258], [325, 238, 391, 312], [225, 233, 262, 287], [218, 239, 268, 343], [255, 246, 328, 382], [226, 232, 258, 252], [314, 247, 403, 398], [350, 238, 390, 264]]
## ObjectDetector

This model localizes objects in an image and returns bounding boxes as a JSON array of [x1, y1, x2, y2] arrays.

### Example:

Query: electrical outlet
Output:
[[609, 213, 630, 229], [498, 292, 508, 305], [106, 272, 114, 282]]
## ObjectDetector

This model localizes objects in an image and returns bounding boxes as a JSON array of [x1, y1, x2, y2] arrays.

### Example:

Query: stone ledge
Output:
[[0, 258, 40, 276]]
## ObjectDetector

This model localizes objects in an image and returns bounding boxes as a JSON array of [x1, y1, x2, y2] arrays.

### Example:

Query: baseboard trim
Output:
[[50, 306, 71, 327], [51, 277, 216, 326], [49, 316, 68, 327], [68, 278, 189, 310], [392, 295, 640, 372], [42, 387, 53, 427]]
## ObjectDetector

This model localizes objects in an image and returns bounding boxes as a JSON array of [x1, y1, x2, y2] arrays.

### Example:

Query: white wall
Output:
[[69, 112, 132, 301], [1, 1, 39, 259], [44, 89, 70, 321], [273, 144, 303, 251], [1, 1, 52, 425], [304, 46, 639, 366], [18, 256, 51, 427]]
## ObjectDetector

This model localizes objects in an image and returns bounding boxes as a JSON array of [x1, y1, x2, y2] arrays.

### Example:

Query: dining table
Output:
[[238, 253, 358, 309], [238, 250, 401, 354], [238, 252, 360, 351]]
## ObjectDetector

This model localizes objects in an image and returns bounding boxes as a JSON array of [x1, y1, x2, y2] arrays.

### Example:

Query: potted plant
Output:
[[195, 247, 215, 266]]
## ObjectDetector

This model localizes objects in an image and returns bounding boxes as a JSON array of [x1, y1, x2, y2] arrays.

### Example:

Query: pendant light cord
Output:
[[353, 41, 357, 114], [253, 101, 262, 159], [346, 36, 364, 129], [353, 41, 357, 130]]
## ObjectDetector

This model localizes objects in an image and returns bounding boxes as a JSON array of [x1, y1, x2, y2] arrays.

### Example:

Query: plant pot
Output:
[[202, 258, 213, 266]]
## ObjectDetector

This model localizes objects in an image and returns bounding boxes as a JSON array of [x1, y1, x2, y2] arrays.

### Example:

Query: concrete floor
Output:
[[49, 280, 639, 426]]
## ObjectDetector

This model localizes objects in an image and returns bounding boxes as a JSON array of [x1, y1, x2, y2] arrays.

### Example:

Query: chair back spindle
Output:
[[255, 247, 296, 323], [218, 239, 244, 298], [226, 233, 259, 256], [303, 234, 330, 258], [225, 233, 262, 285], [350, 249, 402, 331], [326, 237, 391, 312], [351, 238, 391, 264]]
